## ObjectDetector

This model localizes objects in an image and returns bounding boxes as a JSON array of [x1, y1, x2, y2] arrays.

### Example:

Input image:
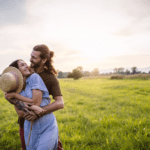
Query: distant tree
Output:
[[125, 69, 130, 75], [57, 71, 64, 78], [131, 66, 137, 74], [149, 71, 150, 74], [118, 67, 124, 74], [142, 72, 147, 74], [114, 68, 118, 74], [91, 68, 99, 76], [76, 66, 83, 71], [109, 72, 113, 75], [67, 72, 74, 78], [63, 72, 70, 78], [76, 66, 84, 74], [72, 69, 83, 80], [136, 71, 141, 74], [67, 67, 83, 79], [83, 71, 91, 77]]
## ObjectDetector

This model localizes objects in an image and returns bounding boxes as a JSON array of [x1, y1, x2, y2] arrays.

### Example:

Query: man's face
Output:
[[30, 50, 42, 69]]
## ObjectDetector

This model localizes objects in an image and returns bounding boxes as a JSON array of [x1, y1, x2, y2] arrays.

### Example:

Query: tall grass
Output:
[[1, 78, 150, 149], [111, 74, 150, 80], [82, 76, 111, 79]]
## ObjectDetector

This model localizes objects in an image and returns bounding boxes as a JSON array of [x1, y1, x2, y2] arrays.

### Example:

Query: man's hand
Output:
[[28, 105, 45, 117], [23, 111, 38, 121]]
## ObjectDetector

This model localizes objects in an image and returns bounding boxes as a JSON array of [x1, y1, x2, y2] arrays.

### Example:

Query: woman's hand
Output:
[[28, 105, 46, 117], [5, 92, 16, 100]]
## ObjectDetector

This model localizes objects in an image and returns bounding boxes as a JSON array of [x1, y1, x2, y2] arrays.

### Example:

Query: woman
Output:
[[5, 59, 58, 150]]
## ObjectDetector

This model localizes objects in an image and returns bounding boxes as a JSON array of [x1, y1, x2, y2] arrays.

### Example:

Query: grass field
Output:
[[1, 78, 150, 150]]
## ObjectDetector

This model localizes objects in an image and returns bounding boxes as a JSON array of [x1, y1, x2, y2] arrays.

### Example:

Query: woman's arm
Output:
[[5, 90, 43, 106]]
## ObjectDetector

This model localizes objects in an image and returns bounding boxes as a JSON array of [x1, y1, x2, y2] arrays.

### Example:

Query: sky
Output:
[[0, 0, 150, 73]]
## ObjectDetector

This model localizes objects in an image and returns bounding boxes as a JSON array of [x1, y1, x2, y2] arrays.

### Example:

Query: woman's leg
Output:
[[19, 127, 26, 150]]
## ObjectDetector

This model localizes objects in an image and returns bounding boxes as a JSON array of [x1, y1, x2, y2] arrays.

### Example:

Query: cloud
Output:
[[0, 50, 31, 74], [95, 54, 150, 70], [112, 17, 150, 36], [111, 0, 150, 36], [54, 55, 87, 72], [121, 0, 150, 19], [0, 0, 27, 26]]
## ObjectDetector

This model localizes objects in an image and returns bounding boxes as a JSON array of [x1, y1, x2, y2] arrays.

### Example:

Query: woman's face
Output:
[[18, 60, 31, 77]]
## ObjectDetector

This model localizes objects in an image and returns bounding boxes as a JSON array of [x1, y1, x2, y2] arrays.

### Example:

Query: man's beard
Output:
[[30, 60, 42, 69]]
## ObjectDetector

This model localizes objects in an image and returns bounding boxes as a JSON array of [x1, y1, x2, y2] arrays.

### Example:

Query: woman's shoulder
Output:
[[27, 73, 41, 82], [30, 73, 39, 78]]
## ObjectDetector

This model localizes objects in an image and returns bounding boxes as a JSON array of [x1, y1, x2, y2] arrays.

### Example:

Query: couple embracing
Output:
[[2, 44, 64, 150]]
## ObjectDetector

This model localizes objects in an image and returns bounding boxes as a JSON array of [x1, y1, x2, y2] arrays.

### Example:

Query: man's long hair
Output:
[[33, 44, 57, 75]]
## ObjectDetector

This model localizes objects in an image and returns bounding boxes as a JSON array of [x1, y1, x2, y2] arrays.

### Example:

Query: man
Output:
[[29, 44, 64, 117], [5, 44, 64, 150]]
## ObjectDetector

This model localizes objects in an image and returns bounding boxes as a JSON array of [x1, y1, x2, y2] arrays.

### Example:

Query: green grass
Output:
[[1, 78, 150, 149]]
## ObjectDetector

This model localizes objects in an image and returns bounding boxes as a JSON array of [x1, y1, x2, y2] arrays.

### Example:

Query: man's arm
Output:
[[42, 96, 64, 115], [24, 96, 64, 121]]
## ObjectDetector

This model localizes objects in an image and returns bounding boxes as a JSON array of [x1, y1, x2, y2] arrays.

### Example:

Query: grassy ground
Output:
[[1, 78, 150, 149]]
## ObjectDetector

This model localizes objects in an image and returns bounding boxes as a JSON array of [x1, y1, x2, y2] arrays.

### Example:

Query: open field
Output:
[[1, 78, 150, 149]]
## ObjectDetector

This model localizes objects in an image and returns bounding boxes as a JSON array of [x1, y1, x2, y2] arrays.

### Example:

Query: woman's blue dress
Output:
[[20, 73, 58, 150]]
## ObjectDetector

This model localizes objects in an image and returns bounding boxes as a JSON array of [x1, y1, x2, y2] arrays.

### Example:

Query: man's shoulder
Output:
[[39, 70, 58, 80], [40, 70, 56, 76]]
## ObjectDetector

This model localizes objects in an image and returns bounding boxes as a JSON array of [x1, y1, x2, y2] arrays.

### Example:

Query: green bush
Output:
[[72, 69, 83, 80]]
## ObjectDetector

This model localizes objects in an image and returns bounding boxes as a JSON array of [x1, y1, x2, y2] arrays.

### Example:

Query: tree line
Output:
[[57, 66, 150, 80], [57, 67, 101, 80], [113, 66, 149, 75]]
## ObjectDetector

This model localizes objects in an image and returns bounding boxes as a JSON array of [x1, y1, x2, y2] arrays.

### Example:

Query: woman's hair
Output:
[[9, 59, 31, 90], [33, 44, 57, 75], [9, 59, 32, 74], [9, 59, 19, 68]]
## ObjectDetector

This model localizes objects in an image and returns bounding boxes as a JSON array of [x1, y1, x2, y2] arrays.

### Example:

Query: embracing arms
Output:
[[41, 96, 64, 115], [5, 91, 64, 121], [14, 105, 42, 119], [24, 95, 64, 121], [5, 90, 45, 119], [5, 90, 43, 106]]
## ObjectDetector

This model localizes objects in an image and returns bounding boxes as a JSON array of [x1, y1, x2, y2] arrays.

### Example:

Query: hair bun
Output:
[[50, 51, 54, 58]]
